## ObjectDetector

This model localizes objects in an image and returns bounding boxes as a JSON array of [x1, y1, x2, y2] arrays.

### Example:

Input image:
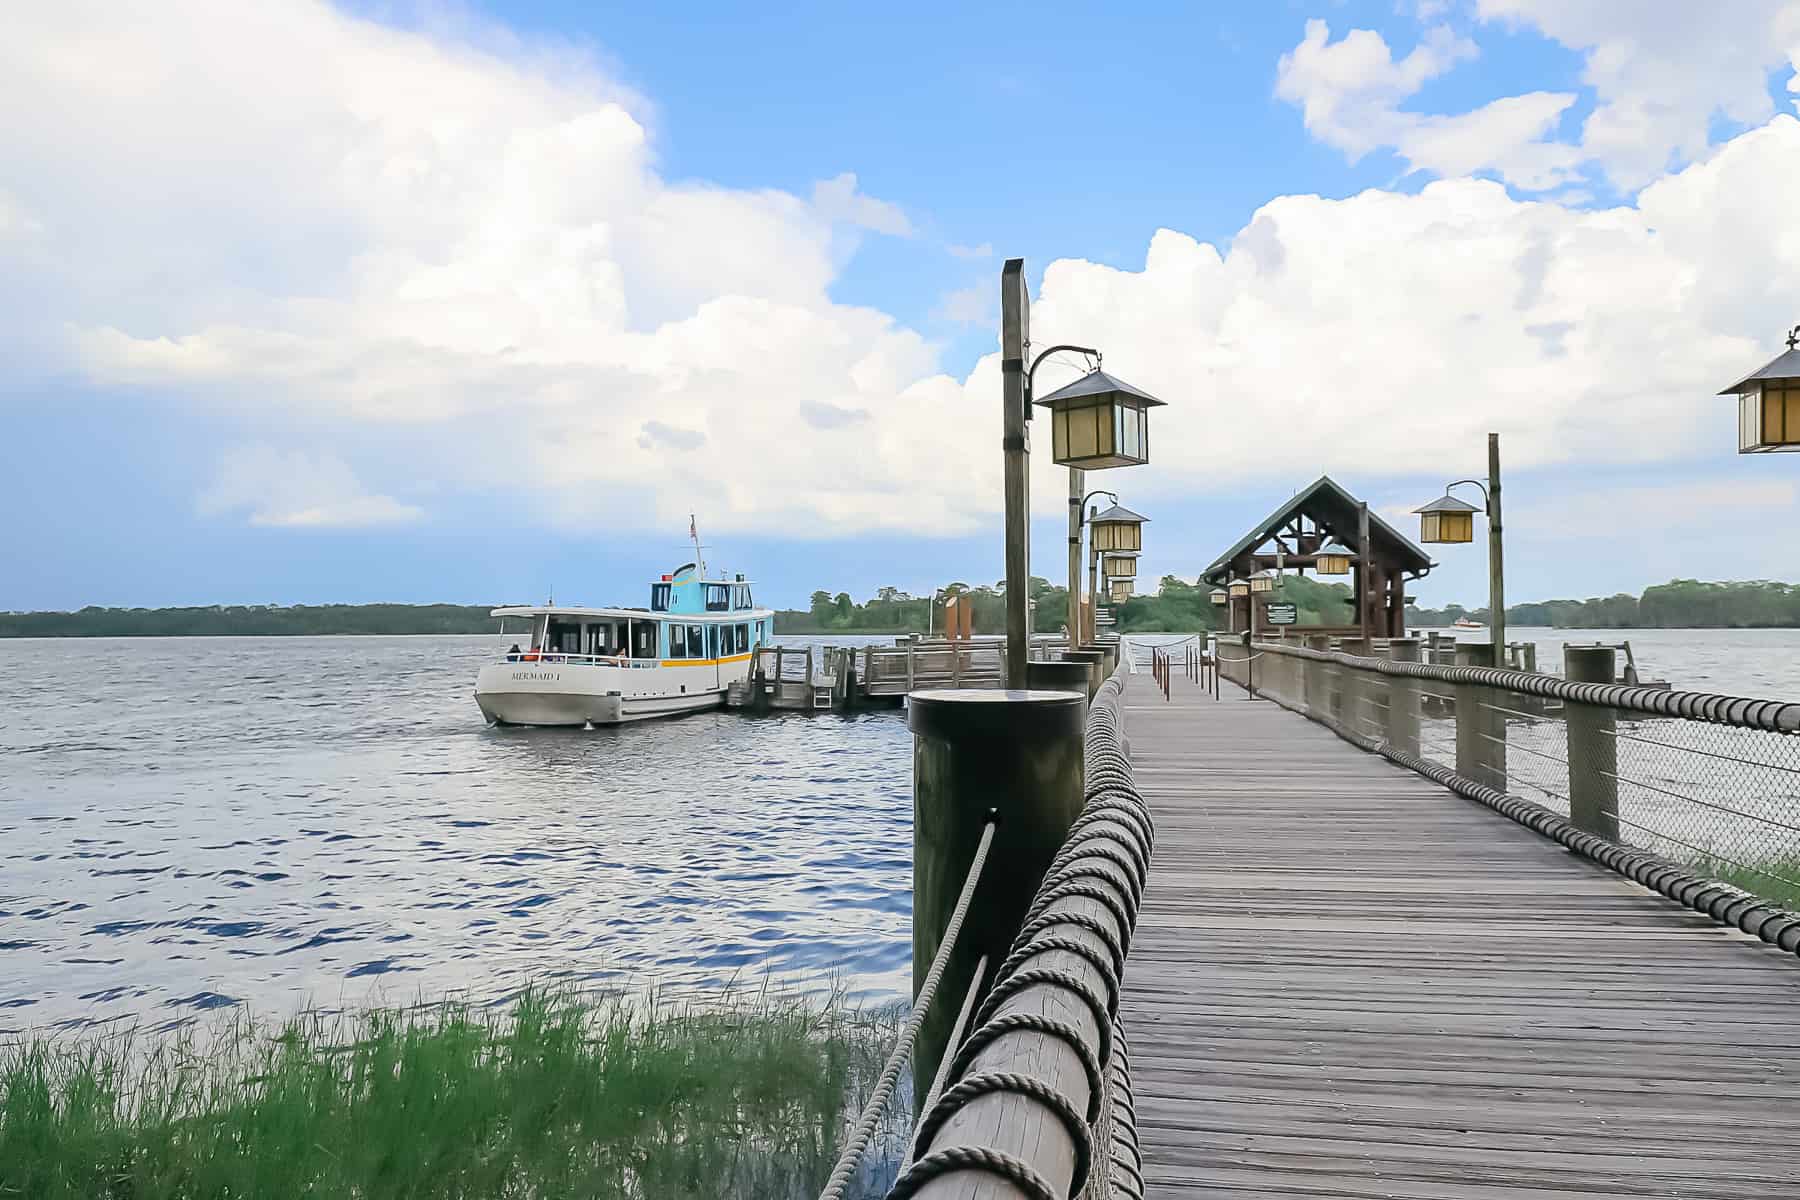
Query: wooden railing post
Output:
[[1454, 643, 1506, 790], [1386, 638, 1421, 757], [908, 690, 1086, 1100], [1337, 638, 1370, 736], [1564, 645, 1620, 840]]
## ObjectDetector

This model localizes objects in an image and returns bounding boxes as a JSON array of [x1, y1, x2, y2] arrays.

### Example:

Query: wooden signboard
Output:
[[1266, 602, 1298, 626]]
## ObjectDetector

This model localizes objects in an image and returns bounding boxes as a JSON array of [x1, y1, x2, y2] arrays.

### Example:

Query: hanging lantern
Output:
[[1717, 326, 1800, 452], [1102, 552, 1138, 579], [1034, 370, 1168, 469], [1227, 577, 1250, 598], [1109, 579, 1134, 602], [1089, 504, 1148, 552], [1416, 494, 1479, 544], [1209, 587, 1228, 606], [1315, 539, 1355, 576], [1249, 569, 1277, 594]]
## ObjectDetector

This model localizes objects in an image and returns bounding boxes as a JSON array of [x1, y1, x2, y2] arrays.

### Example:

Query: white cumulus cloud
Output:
[[200, 446, 422, 528], [5, 0, 1800, 553]]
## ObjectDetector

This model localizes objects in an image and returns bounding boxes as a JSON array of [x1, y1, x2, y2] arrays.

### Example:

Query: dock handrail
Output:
[[890, 661, 1152, 1199], [1219, 636, 1800, 956]]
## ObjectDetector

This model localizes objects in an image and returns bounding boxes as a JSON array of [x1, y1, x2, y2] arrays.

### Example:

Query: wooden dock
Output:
[[1121, 670, 1800, 1197]]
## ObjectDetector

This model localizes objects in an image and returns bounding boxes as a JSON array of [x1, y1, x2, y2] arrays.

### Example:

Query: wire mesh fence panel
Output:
[[1240, 643, 1800, 912], [1593, 715, 1800, 906]]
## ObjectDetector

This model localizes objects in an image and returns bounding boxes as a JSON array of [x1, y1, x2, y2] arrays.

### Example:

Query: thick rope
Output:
[[891, 661, 1153, 1199], [887, 1146, 1059, 1200], [817, 818, 997, 1200]]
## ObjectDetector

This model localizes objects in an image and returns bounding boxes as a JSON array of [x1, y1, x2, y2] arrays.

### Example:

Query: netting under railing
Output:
[[1237, 644, 1800, 909]]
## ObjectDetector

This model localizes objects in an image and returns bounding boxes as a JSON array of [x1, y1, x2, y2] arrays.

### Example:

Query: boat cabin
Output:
[[493, 564, 772, 666]]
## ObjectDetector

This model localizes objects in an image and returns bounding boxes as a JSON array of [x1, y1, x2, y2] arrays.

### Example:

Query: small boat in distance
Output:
[[475, 562, 774, 727], [1452, 617, 1483, 629]]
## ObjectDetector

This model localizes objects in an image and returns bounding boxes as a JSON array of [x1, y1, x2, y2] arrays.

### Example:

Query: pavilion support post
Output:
[[1358, 501, 1372, 643], [1564, 645, 1620, 840]]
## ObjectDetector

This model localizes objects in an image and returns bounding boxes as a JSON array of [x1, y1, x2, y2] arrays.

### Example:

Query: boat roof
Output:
[[491, 605, 773, 620]]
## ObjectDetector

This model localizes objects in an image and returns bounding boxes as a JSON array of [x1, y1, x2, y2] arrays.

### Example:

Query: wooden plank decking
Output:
[[1120, 671, 1800, 1198]]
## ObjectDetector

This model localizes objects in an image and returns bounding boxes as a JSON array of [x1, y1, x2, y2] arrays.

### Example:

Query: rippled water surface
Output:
[[1, 635, 913, 1031]]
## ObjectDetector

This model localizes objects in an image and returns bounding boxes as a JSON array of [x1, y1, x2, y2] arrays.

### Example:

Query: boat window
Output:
[[652, 583, 672, 612], [633, 622, 655, 659], [669, 623, 687, 658], [704, 584, 730, 612], [706, 625, 720, 659], [733, 622, 749, 653], [688, 624, 705, 659]]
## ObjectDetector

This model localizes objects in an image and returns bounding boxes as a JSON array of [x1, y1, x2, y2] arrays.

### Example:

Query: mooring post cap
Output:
[[907, 689, 1086, 742]]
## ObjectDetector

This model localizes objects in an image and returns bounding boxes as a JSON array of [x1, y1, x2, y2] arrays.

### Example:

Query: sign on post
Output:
[[1265, 602, 1298, 626]]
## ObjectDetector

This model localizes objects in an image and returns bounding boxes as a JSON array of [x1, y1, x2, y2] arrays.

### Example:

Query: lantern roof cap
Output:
[[1090, 503, 1149, 525], [1718, 346, 1800, 394], [1249, 568, 1277, 579], [1100, 549, 1140, 558], [1034, 368, 1167, 410], [1415, 493, 1481, 514], [1316, 539, 1356, 558]]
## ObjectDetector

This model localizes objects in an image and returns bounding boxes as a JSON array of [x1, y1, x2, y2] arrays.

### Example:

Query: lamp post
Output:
[[1226, 575, 1250, 634], [1000, 258, 1170, 681], [1064, 488, 1117, 647], [1718, 324, 1800, 452], [1085, 504, 1149, 644], [1416, 432, 1506, 660]]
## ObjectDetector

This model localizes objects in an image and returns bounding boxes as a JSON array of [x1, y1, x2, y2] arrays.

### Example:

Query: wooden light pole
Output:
[[999, 260, 1031, 686], [1487, 432, 1506, 663]]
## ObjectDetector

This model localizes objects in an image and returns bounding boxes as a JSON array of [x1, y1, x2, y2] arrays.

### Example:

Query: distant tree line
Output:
[[0, 604, 507, 638], [771, 574, 1359, 636], [774, 579, 1074, 634], [1407, 579, 1800, 629]]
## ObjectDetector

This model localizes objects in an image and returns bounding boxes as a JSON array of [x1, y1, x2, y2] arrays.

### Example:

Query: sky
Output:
[[5, 1, 1800, 612]]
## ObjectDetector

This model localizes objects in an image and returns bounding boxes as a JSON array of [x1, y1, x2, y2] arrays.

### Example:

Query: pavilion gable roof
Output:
[[1201, 476, 1434, 583]]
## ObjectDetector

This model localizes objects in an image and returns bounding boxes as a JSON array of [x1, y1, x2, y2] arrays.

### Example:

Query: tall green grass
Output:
[[1700, 856, 1800, 910], [1, 987, 906, 1200]]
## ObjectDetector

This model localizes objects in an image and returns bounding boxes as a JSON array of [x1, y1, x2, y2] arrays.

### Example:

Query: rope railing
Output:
[[817, 819, 998, 1200], [1235, 637, 1800, 958], [889, 662, 1154, 1200]]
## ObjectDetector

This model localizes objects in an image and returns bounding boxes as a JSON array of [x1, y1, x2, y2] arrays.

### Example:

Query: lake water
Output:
[[6, 626, 1799, 1033], [1417, 625, 1800, 699], [0, 634, 913, 1033]]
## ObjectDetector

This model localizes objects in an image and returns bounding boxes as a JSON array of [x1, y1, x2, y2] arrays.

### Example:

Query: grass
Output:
[[1699, 855, 1800, 910], [0, 986, 907, 1200]]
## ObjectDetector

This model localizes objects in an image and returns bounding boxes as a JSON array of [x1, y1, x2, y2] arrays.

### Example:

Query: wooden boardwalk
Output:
[[1120, 672, 1800, 1198]]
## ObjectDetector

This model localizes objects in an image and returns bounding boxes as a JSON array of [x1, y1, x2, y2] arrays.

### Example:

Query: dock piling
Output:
[[907, 689, 1086, 1100]]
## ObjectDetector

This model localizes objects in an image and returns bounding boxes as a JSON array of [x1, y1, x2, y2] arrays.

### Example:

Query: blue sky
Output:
[[6, 1, 1800, 613]]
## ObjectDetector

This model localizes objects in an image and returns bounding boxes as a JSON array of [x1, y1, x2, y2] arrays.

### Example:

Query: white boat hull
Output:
[[475, 660, 734, 726]]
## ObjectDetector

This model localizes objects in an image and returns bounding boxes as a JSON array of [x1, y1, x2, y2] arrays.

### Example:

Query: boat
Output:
[[1452, 617, 1483, 629], [475, 562, 774, 727]]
